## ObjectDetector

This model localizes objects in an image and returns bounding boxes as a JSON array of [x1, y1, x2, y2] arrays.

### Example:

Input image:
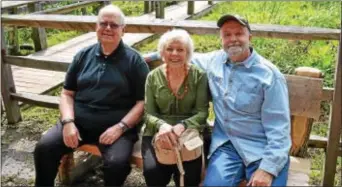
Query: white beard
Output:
[[224, 44, 249, 58]]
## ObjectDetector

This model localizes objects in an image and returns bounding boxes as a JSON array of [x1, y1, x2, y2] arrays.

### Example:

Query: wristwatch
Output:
[[118, 121, 129, 132], [61, 118, 74, 126]]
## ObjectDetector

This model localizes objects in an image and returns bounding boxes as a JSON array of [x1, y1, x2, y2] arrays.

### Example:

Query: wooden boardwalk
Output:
[[1, 1, 35, 10], [11, 1, 216, 95]]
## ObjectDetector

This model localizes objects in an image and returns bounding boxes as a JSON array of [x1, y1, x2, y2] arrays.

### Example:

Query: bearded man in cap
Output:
[[194, 14, 291, 187]]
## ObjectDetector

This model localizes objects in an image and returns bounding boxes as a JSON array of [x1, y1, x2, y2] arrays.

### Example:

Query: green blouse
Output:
[[143, 64, 209, 136]]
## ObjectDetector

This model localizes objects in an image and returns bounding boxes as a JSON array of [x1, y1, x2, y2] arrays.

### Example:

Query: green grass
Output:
[[112, 1, 144, 16]]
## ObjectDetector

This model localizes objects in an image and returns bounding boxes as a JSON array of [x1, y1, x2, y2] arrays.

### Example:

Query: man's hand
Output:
[[172, 123, 185, 137], [63, 122, 81, 149], [247, 169, 273, 187], [157, 123, 178, 149], [99, 124, 123, 145]]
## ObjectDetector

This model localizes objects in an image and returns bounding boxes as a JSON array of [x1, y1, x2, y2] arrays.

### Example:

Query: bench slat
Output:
[[286, 75, 323, 119], [9, 75, 326, 120], [10, 92, 59, 108]]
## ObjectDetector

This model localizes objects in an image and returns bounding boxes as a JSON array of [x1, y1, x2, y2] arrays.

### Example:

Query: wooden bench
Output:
[[1, 52, 338, 185], [55, 64, 334, 185]]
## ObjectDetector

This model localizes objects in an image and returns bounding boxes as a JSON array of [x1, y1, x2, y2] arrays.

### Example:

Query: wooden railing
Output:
[[2, 1, 213, 55], [1, 15, 341, 186], [2, 14, 339, 40], [2, 1, 106, 54]]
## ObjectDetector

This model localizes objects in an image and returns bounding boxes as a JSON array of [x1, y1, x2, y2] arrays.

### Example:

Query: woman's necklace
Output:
[[166, 63, 189, 100]]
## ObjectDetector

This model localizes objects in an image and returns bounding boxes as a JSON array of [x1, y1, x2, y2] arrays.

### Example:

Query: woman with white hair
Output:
[[142, 29, 209, 186]]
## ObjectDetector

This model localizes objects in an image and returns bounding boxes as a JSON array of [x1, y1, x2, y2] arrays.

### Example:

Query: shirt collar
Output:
[[225, 47, 256, 68], [95, 40, 124, 59]]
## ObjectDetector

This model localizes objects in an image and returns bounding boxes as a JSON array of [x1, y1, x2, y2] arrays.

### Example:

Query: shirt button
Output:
[[224, 119, 228, 123]]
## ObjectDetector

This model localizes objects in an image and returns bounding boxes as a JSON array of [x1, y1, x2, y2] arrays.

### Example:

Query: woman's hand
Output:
[[172, 123, 186, 137], [157, 123, 178, 149]]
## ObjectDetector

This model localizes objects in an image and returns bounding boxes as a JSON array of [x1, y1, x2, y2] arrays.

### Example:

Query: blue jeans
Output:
[[203, 141, 289, 186]]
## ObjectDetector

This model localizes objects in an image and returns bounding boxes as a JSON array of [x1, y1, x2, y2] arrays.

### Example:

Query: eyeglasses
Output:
[[99, 22, 123, 29]]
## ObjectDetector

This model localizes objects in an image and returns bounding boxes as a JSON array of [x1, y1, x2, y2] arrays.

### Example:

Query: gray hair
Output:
[[157, 29, 194, 63], [97, 4, 125, 25]]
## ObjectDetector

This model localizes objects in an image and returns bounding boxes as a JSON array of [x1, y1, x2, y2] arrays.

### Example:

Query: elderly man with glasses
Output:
[[34, 5, 149, 186]]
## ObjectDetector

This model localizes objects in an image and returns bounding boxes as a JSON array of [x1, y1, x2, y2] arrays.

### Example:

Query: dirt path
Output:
[[1, 118, 149, 186]]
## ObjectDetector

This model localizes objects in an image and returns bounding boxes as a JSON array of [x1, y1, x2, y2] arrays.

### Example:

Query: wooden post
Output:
[[28, 2, 47, 51], [1, 27, 22, 124], [322, 30, 342, 187], [144, 1, 151, 14], [290, 67, 322, 157], [8, 7, 19, 55], [188, 1, 194, 15], [155, 1, 165, 19], [151, 1, 155, 12], [102, 1, 111, 6]]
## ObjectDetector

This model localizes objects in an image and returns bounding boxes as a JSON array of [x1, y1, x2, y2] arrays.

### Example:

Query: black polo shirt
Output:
[[64, 40, 149, 135]]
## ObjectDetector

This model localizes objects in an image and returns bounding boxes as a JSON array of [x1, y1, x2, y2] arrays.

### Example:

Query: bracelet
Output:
[[120, 121, 129, 128], [179, 120, 187, 129], [119, 121, 130, 133], [61, 118, 74, 126]]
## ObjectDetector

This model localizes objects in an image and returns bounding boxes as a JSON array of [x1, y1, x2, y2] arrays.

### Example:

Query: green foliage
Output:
[[112, 1, 144, 16], [46, 29, 85, 47], [20, 107, 59, 134]]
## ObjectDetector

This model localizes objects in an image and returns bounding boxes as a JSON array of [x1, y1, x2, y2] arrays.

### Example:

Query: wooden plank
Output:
[[285, 75, 323, 119], [4, 55, 70, 72], [322, 87, 334, 101], [4, 55, 325, 119], [10, 92, 59, 109], [1, 27, 22, 123], [290, 67, 322, 156], [1, 14, 340, 40], [322, 36, 342, 186]]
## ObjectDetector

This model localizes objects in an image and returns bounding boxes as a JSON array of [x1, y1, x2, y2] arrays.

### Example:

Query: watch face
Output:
[[119, 123, 127, 131]]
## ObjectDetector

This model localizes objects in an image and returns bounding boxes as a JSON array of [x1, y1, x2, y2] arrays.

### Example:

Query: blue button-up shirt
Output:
[[191, 49, 291, 177]]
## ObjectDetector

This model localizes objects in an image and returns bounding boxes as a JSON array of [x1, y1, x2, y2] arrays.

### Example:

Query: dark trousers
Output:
[[141, 136, 202, 187], [34, 122, 137, 186]]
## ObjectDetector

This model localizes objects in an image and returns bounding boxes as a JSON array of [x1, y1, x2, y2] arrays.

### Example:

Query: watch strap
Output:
[[119, 121, 129, 132], [61, 118, 74, 126]]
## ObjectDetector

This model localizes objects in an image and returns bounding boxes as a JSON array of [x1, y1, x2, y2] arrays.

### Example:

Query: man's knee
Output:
[[34, 137, 53, 157], [103, 154, 130, 170]]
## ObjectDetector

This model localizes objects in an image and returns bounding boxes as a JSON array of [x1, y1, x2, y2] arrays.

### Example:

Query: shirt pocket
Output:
[[234, 85, 263, 113]]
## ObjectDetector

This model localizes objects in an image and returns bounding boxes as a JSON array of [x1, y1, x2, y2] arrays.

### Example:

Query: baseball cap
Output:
[[217, 14, 251, 32]]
